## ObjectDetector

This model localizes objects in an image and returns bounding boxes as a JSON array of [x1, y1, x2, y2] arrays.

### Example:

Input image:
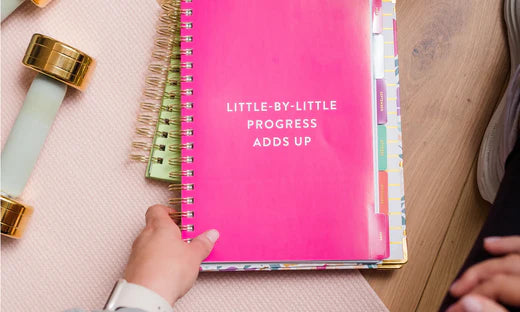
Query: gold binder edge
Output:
[[377, 233, 408, 269]]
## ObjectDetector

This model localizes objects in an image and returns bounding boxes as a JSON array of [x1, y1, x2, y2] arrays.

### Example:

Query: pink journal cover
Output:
[[180, 0, 389, 262]]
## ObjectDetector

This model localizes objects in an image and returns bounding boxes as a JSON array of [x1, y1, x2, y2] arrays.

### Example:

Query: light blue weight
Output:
[[1, 73, 67, 197], [1, 0, 26, 22]]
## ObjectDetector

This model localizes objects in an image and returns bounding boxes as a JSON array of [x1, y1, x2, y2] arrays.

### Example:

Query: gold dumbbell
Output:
[[1, 34, 95, 238]]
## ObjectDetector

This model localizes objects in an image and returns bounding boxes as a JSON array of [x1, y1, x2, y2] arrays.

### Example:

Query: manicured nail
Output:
[[205, 229, 220, 243], [484, 236, 500, 244], [461, 296, 482, 312]]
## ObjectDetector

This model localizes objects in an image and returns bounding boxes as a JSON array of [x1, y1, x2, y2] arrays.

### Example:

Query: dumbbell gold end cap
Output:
[[31, 0, 52, 7], [1, 195, 33, 239], [22, 34, 95, 91]]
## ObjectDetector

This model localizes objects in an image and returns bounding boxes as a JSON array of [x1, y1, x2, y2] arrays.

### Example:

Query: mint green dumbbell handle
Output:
[[1, 73, 67, 198], [1, 0, 26, 22]]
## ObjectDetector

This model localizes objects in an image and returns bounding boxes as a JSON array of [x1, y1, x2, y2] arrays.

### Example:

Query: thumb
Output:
[[188, 229, 219, 262]]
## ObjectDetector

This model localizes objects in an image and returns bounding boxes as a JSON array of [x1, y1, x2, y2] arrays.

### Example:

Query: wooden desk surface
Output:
[[363, 0, 510, 311]]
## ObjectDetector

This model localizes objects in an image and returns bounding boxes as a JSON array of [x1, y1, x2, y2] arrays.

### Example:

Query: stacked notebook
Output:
[[131, 0, 407, 271]]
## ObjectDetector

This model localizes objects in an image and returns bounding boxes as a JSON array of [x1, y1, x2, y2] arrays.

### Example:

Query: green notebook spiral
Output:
[[132, 2, 183, 183]]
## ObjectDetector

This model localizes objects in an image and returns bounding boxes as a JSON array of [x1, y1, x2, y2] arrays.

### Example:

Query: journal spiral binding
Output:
[[130, 0, 194, 234], [176, 0, 195, 234], [130, 0, 187, 182], [130, 0, 181, 168]]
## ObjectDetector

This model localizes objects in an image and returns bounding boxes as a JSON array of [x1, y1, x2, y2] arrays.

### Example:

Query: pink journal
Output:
[[177, 0, 390, 264]]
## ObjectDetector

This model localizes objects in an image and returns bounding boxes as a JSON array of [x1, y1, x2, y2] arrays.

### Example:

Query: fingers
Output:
[[448, 236, 520, 310], [468, 274, 520, 307], [145, 204, 177, 230], [446, 294, 508, 312], [188, 229, 219, 262], [484, 236, 520, 255], [450, 254, 520, 297]]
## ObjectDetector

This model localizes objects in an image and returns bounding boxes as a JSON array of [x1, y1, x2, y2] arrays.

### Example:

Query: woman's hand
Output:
[[124, 205, 219, 305], [447, 236, 520, 312]]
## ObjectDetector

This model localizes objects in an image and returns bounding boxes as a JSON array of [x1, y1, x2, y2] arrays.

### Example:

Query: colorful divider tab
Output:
[[378, 171, 389, 214], [378, 125, 387, 171], [377, 79, 387, 124]]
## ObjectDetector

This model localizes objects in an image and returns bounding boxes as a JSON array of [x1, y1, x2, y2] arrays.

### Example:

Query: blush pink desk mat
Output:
[[0, 1, 388, 311]]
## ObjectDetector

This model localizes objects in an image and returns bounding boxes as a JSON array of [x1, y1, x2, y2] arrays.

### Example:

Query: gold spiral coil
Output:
[[169, 197, 194, 205], [169, 170, 194, 179], [140, 102, 188, 113], [129, 155, 164, 164], [146, 76, 167, 88], [179, 224, 194, 232], [182, 102, 193, 109], [168, 156, 194, 166], [169, 129, 193, 137], [143, 88, 167, 100], [140, 102, 162, 113], [151, 50, 176, 62], [180, 8, 192, 16], [132, 142, 166, 152], [148, 64, 169, 76], [155, 37, 181, 50], [168, 183, 194, 191], [168, 143, 193, 152], [169, 210, 194, 218], [180, 22, 193, 29], [140, 115, 193, 127], [157, 25, 178, 37]]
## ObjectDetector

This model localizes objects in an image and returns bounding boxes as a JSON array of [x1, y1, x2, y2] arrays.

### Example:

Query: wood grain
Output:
[[362, 0, 509, 311], [416, 160, 491, 311]]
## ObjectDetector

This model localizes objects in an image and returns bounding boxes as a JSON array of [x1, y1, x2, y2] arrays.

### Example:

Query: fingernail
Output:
[[205, 229, 220, 243], [461, 296, 482, 312], [484, 236, 500, 244], [449, 281, 459, 294]]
